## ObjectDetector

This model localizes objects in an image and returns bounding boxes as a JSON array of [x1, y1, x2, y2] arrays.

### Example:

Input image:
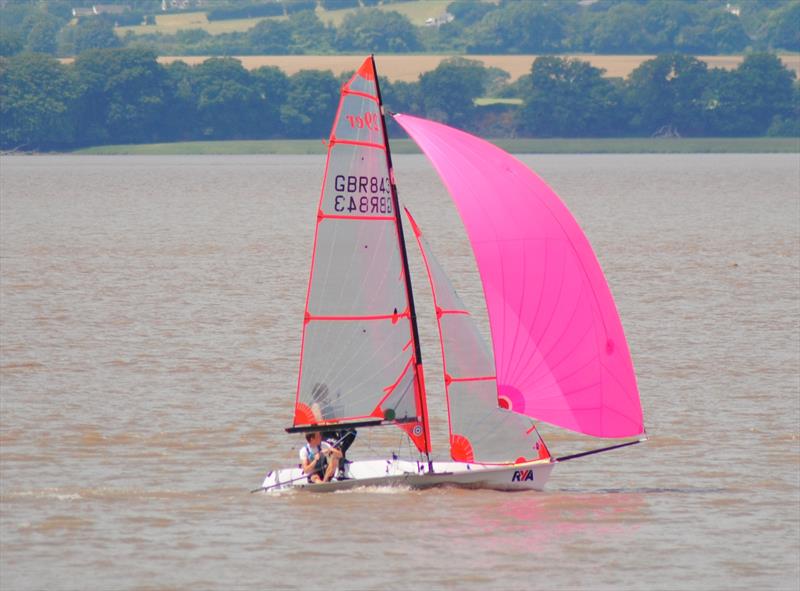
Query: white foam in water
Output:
[[9, 490, 82, 501], [333, 485, 412, 494]]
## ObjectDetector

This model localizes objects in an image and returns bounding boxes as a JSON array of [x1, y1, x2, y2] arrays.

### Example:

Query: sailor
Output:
[[322, 429, 357, 479], [299, 431, 341, 483]]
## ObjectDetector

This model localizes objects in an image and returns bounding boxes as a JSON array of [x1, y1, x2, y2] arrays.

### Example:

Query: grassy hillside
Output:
[[117, 1, 454, 36], [319, 0, 453, 26], [118, 11, 280, 36]]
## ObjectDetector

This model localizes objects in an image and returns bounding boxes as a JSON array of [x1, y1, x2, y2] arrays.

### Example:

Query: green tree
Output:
[[207, 2, 283, 20], [73, 18, 122, 54], [626, 54, 711, 136], [192, 57, 260, 138], [763, 0, 800, 51], [161, 60, 197, 141], [467, 2, 566, 53], [23, 12, 62, 54], [56, 21, 77, 55], [320, 0, 359, 9], [251, 65, 290, 137], [519, 56, 626, 137], [193, 30, 249, 55], [336, 9, 421, 52], [175, 28, 212, 46], [74, 48, 167, 144], [45, 1, 79, 21], [248, 19, 293, 54], [587, 0, 753, 54], [381, 78, 421, 116], [766, 81, 800, 136], [639, 0, 696, 52], [280, 69, 339, 138], [0, 3, 38, 31], [446, 0, 495, 25], [283, 0, 317, 14], [0, 53, 79, 148], [419, 18, 468, 53], [288, 10, 335, 53], [704, 10, 751, 53], [724, 53, 796, 134], [418, 57, 486, 128], [590, 3, 652, 53], [0, 29, 24, 56]]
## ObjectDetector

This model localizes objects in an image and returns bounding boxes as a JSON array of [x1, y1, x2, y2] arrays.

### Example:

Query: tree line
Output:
[[1, 0, 798, 58], [1, 48, 797, 151]]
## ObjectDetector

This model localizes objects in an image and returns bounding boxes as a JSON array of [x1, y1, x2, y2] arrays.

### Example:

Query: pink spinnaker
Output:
[[395, 114, 644, 438]]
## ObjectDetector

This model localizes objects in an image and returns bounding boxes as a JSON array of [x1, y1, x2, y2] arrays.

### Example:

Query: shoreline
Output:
[[62, 137, 800, 155]]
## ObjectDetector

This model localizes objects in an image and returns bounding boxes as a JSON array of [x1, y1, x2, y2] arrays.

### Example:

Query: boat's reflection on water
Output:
[[437, 489, 648, 554]]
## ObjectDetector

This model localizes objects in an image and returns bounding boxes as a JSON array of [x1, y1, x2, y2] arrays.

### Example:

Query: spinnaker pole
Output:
[[555, 438, 647, 463], [371, 55, 433, 470]]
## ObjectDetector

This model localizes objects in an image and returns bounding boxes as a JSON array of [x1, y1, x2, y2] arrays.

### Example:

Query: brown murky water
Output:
[[1, 153, 798, 590]]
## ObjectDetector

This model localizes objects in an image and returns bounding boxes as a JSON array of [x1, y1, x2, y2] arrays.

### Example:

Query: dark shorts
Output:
[[308, 456, 328, 482]]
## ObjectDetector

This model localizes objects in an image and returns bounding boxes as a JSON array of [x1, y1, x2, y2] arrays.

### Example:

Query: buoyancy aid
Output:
[[303, 443, 327, 480]]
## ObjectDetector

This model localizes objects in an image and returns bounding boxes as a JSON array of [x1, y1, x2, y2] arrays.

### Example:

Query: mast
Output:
[[371, 55, 433, 467]]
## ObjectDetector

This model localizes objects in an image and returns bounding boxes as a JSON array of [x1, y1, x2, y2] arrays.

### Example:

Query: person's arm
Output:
[[321, 441, 342, 459], [300, 450, 322, 474]]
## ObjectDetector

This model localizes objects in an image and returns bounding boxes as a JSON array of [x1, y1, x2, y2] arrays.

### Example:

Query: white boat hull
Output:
[[259, 458, 555, 493]]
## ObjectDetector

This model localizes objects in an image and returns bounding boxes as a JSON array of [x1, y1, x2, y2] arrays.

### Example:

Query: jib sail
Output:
[[406, 209, 550, 464]]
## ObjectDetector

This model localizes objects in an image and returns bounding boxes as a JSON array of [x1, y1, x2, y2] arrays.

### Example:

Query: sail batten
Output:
[[396, 114, 643, 439]]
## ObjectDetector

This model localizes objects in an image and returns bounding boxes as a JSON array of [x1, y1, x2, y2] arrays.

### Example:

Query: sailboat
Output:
[[257, 57, 645, 493]]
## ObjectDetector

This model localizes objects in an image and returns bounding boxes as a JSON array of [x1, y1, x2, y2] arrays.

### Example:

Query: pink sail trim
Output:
[[394, 114, 644, 438]]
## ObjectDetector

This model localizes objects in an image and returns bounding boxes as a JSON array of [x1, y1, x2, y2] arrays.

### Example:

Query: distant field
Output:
[[319, 0, 453, 26], [152, 54, 800, 81], [72, 137, 800, 156], [117, 1, 453, 35], [118, 11, 284, 36], [474, 98, 524, 106]]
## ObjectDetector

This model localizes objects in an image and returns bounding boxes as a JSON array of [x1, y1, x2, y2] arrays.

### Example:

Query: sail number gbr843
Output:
[[332, 174, 393, 215]]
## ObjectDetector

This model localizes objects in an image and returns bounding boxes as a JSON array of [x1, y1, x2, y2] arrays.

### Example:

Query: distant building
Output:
[[94, 4, 129, 15], [72, 5, 130, 17], [425, 13, 454, 28], [725, 3, 741, 17], [161, 0, 203, 10]]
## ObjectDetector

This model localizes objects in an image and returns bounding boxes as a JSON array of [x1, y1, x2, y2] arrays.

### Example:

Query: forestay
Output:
[[395, 114, 644, 439], [293, 58, 428, 452]]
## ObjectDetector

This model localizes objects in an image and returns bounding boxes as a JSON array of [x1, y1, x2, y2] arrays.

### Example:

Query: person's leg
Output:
[[323, 456, 339, 481], [340, 430, 356, 455]]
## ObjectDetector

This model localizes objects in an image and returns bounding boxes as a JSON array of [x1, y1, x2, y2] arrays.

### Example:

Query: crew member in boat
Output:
[[300, 431, 342, 483], [310, 383, 357, 478], [319, 429, 355, 480]]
